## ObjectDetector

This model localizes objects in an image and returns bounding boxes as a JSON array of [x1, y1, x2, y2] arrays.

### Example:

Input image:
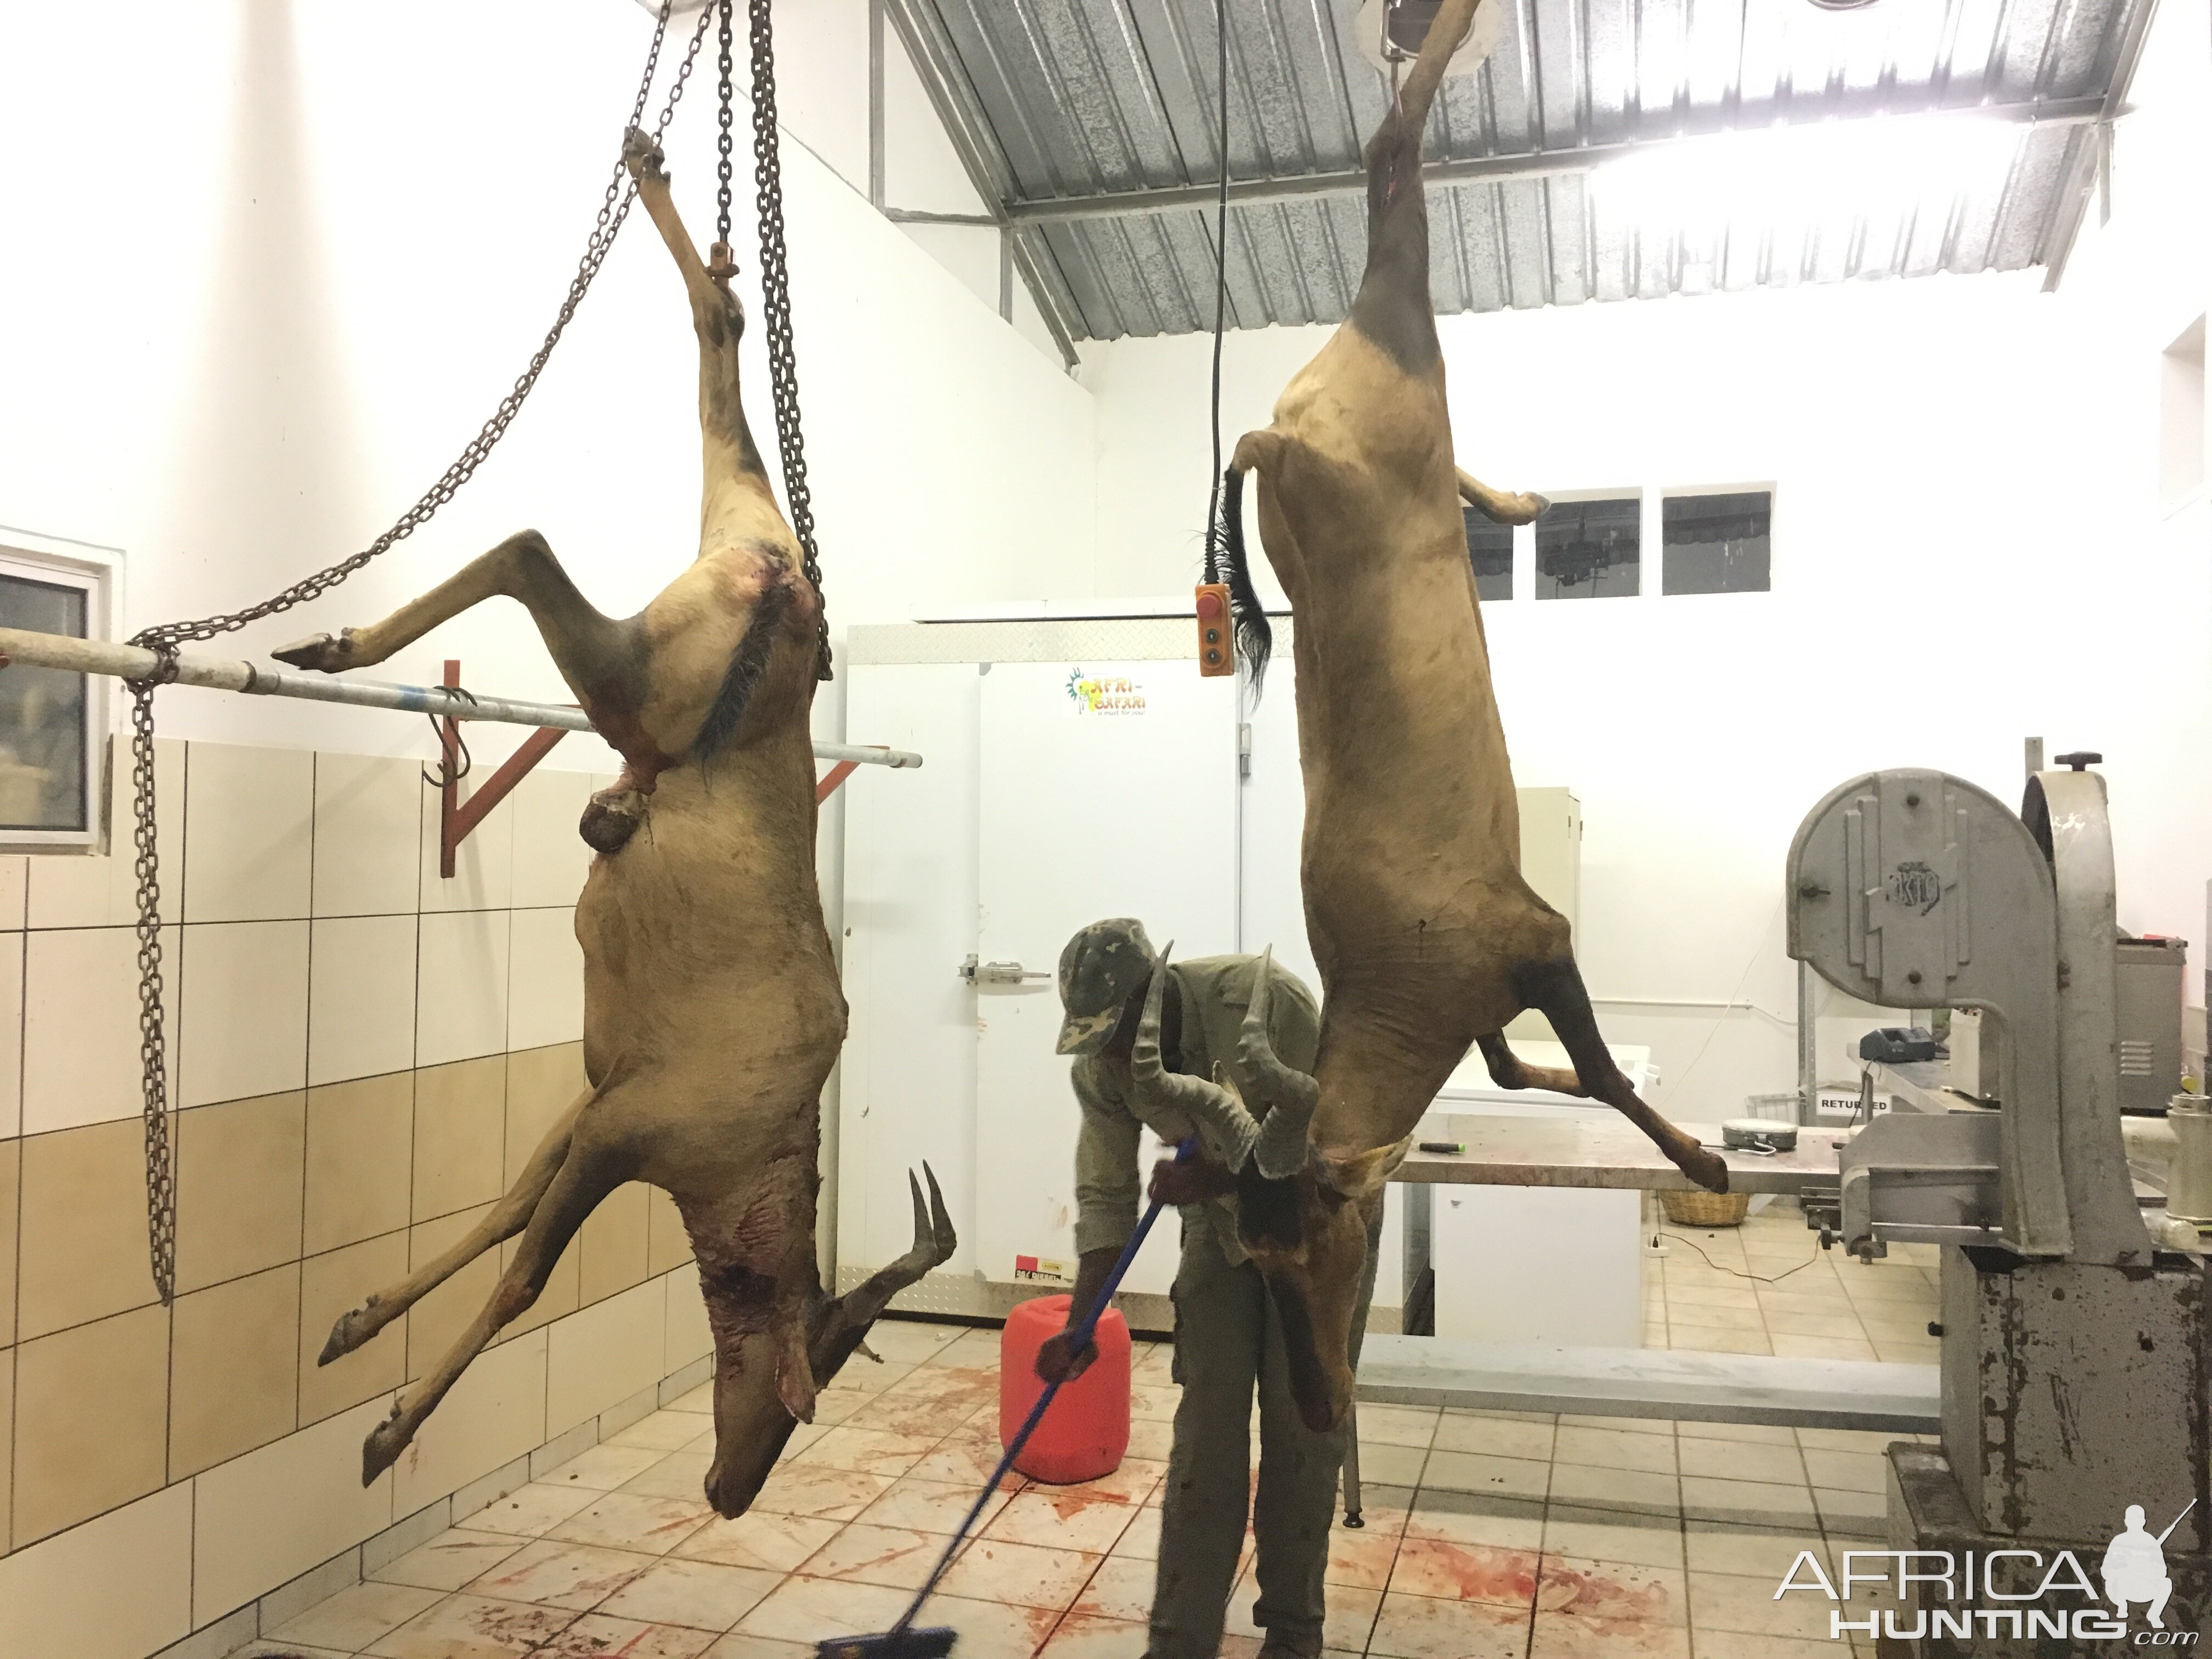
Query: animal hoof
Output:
[[272, 629, 356, 674], [319, 1300, 376, 1365], [1682, 1144, 1730, 1194], [361, 1404, 410, 1486], [622, 125, 665, 183]]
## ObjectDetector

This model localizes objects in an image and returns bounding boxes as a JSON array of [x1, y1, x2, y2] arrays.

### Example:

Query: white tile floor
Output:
[[245, 1209, 1940, 1659]]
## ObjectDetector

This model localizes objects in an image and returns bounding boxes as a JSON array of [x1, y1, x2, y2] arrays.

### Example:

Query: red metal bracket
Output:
[[815, 746, 893, 803], [438, 658, 570, 878], [435, 661, 886, 876]]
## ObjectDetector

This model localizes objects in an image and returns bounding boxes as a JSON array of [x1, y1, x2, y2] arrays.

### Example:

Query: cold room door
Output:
[[972, 659, 1239, 1299], [837, 662, 985, 1291]]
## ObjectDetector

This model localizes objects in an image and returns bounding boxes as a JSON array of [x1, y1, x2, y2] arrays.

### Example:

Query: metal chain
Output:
[[716, 1, 736, 255], [746, 0, 832, 680], [116, 1, 707, 1305]]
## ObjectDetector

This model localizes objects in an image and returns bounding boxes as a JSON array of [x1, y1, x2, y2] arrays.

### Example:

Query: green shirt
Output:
[[1070, 952, 1322, 1267]]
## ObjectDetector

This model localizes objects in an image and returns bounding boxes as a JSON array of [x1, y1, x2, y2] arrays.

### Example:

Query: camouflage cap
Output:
[[1056, 918, 1158, 1056]]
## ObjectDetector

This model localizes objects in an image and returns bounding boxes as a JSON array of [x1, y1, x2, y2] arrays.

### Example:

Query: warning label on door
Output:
[[1013, 1255, 1074, 1284]]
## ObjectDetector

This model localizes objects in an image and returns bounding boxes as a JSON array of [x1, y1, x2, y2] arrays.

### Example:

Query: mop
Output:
[[816, 1139, 1198, 1659]]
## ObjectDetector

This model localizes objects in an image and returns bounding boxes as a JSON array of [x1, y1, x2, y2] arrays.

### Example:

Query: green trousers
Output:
[[1148, 1209, 1380, 1659]]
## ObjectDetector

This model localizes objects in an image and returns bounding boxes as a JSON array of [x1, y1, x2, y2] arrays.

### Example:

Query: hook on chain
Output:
[[422, 686, 479, 789]]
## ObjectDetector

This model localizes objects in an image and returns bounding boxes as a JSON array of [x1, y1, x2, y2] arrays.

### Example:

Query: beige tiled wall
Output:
[[0, 740, 716, 1659]]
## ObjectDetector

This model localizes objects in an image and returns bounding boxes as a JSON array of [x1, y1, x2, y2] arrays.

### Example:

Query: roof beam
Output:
[[2039, 0, 2164, 290], [879, 0, 1085, 367], [1003, 97, 2107, 227]]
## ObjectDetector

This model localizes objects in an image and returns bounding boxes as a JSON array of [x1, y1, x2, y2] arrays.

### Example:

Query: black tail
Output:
[[1212, 464, 1273, 691]]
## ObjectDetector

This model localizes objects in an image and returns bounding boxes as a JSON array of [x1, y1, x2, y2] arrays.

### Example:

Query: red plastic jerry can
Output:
[[998, 1294, 1132, 1485]]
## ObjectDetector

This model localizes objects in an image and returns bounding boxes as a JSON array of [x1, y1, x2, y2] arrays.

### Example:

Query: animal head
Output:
[[1126, 948, 1400, 1431], [694, 1167, 956, 1517], [1235, 1142, 1402, 1430]]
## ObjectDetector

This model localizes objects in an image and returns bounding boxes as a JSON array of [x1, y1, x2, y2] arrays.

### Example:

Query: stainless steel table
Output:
[[1394, 1116, 1848, 1193], [1331, 1116, 1937, 1526]]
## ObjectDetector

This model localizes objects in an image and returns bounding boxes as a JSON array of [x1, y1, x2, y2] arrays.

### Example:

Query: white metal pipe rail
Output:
[[0, 628, 922, 770]]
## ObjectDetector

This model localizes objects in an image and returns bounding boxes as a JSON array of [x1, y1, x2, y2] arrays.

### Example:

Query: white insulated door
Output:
[[838, 653, 1238, 1304], [838, 664, 985, 1283], [973, 661, 1239, 1297]]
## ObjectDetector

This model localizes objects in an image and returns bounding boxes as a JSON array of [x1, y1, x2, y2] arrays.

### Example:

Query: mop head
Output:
[[816, 1629, 958, 1659]]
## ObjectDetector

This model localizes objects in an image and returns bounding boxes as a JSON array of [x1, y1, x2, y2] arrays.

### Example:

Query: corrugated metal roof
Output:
[[887, 0, 2157, 342]]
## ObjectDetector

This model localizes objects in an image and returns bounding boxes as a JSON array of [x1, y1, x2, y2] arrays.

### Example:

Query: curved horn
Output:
[[1132, 945, 1262, 1169], [806, 1164, 957, 1386], [1237, 947, 1322, 1180]]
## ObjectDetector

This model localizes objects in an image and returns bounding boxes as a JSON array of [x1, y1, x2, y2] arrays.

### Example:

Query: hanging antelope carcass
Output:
[[1140, 0, 1729, 1435], [273, 129, 951, 1517]]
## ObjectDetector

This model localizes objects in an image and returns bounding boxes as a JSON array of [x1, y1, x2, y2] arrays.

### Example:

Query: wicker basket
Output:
[[1659, 1188, 1753, 1227]]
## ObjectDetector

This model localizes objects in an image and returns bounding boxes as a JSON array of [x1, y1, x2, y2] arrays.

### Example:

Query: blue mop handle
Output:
[[890, 1136, 1198, 1634]]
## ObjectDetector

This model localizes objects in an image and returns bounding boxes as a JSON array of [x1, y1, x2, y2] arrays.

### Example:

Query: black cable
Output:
[[1656, 1226, 1820, 1287], [1202, 0, 1232, 583]]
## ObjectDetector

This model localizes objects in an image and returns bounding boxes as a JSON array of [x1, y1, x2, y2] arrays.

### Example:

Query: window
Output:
[[0, 534, 116, 851], [1535, 496, 1639, 599], [1662, 491, 1773, 595], [1464, 507, 1513, 602]]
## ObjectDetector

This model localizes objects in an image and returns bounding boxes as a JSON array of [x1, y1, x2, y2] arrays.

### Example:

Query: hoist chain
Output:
[[713, 1, 737, 275], [115, 1, 708, 1306], [746, 0, 832, 681]]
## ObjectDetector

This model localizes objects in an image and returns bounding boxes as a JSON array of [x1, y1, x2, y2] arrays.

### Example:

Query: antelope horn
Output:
[[1132, 945, 1262, 1169], [1235, 947, 1322, 1180], [805, 1164, 956, 1384]]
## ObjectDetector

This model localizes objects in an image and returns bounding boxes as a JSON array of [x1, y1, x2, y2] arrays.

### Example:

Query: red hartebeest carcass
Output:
[[273, 129, 952, 1517], [1130, 0, 1728, 1435]]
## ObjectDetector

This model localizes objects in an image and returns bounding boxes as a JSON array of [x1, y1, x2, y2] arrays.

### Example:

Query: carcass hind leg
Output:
[[321, 1088, 589, 1365], [360, 1144, 625, 1486], [1457, 469, 1547, 526], [623, 128, 771, 490], [1520, 959, 1730, 1193]]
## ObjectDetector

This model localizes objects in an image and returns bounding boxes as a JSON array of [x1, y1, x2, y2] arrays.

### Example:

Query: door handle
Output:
[[960, 954, 1053, 986]]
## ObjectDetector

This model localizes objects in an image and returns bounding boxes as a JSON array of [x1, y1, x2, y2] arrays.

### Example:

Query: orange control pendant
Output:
[[1195, 582, 1234, 676]]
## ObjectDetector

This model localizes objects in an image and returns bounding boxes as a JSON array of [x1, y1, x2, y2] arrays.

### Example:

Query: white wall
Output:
[[0, 0, 1101, 1345], [0, 0, 1091, 777], [1078, 20, 2212, 1115]]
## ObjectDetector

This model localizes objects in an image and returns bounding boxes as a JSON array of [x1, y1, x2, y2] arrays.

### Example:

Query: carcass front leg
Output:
[[272, 530, 644, 720], [1474, 1031, 1585, 1097], [360, 1143, 622, 1485], [1521, 959, 1730, 1192], [322, 1088, 589, 1363]]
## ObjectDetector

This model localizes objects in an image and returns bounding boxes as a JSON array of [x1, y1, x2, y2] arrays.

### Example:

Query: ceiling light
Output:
[[1588, 114, 2023, 229], [1353, 0, 1502, 80]]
